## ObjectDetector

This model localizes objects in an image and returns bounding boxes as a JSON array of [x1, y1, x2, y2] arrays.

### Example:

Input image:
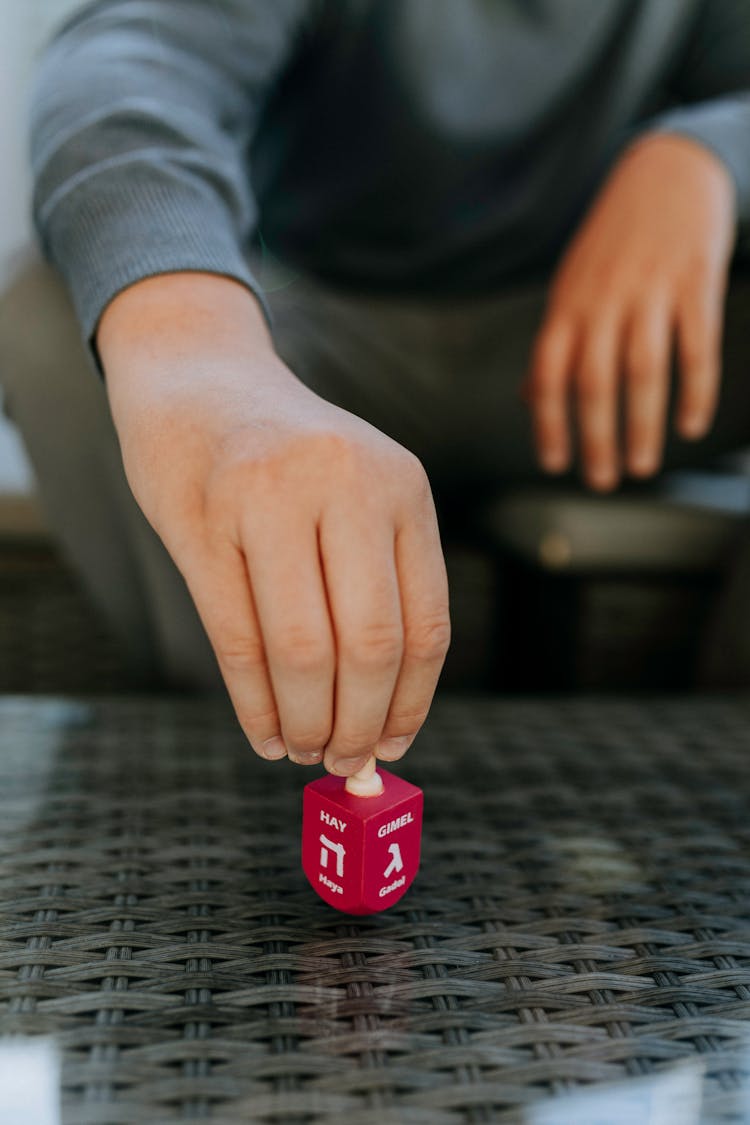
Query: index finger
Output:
[[527, 315, 577, 474], [676, 280, 724, 441], [575, 310, 621, 491]]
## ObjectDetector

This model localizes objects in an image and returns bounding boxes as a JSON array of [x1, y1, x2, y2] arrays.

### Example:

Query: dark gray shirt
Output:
[[30, 0, 750, 342]]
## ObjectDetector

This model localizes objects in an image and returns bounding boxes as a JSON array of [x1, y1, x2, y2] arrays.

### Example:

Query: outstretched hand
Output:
[[98, 273, 451, 775], [525, 133, 736, 490]]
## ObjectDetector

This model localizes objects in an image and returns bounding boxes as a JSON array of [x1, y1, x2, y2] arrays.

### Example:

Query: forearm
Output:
[[31, 0, 313, 348], [98, 271, 295, 520]]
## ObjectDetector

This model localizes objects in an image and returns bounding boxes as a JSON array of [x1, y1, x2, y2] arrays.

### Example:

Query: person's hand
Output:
[[525, 133, 736, 490], [98, 273, 450, 774]]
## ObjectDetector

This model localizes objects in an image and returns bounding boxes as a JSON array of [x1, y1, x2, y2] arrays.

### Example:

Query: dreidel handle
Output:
[[344, 755, 384, 798]]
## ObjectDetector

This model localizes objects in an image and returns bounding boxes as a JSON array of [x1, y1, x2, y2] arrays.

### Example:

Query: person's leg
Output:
[[258, 257, 545, 492]]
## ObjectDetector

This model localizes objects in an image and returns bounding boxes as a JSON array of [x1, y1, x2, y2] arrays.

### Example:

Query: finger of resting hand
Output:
[[527, 316, 576, 473], [624, 296, 672, 477], [375, 501, 450, 763], [181, 540, 285, 760], [676, 282, 723, 440], [318, 502, 404, 775], [575, 312, 621, 491], [240, 509, 335, 763]]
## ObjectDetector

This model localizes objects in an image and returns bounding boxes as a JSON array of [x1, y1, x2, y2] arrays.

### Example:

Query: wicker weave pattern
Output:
[[1, 696, 750, 1123]]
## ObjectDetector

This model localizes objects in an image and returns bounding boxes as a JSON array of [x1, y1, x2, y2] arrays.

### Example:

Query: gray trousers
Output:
[[1, 252, 749, 688]]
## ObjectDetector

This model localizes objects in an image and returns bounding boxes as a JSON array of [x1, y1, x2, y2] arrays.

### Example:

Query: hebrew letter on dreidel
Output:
[[383, 842, 403, 878], [319, 835, 346, 877]]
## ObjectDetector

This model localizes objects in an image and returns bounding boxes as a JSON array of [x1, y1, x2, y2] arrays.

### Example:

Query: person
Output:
[[1, 0, 749, 774]]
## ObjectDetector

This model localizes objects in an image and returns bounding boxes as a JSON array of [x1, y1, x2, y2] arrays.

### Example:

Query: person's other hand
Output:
[[525, 133, 736, 490], [98, 273, 450, 775]]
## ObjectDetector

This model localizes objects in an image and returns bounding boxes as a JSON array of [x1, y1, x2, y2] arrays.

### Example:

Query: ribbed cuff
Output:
[[39, 167, 269, 363]]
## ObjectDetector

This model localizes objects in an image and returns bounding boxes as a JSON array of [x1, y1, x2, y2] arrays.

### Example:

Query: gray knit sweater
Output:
[[30, 0, 750, 343]]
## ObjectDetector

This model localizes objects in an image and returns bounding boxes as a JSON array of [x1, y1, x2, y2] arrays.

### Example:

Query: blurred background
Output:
[[1, 0, 750, 699], [0, 1, 80, 496], [0, 0, 139, 694]]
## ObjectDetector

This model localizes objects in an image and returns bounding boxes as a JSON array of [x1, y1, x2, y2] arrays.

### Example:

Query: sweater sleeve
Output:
[[645, 0, 750, 237], [30, 0, 316, 344]]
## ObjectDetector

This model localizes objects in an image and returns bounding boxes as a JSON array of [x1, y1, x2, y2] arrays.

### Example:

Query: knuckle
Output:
[[534, 399, 565, 428], [405, 615, 452, 663], [398, 449, 432, 499], [532, 393, 566, 427], [272, 628, 332, 673], [286, 728, 330, 755], [680, 336, 711, 374], [208, 448, 255, 493], [529, 367, 557, 399], [578, 381, 603, 410], [577, 367, 608, 405], [685, 250, 714, 282], [202, 473, 232, 526], [240, 707, 281, 745], [204, 458, 262, 528], [588, 264, 621, 300], [385, 706, 430, 736], [584, 431, 612, 457], [627, 352, 659, 389], [534, 318, 572, 370], [303, 431, 374, 482], [208, 437, 308, 502], [408, 449, 429, 478], [340, 621, 403, 670], [217, 637, 267, 674], [329, 733, 377, 758], [548, 267, 579, 306], [311, 431, 358, 465]]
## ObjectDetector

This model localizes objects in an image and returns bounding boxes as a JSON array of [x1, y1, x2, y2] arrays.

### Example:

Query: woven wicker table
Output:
[[1, 695, 750, 1124]]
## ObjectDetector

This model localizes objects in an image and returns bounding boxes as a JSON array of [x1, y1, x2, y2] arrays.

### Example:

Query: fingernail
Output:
[[328, 754, 371, 777], [261, 736, 287, 760], [589, 468, 616, 492], [630, 452, 657, 477], [541, 450, 567, 474], [680, 415, 706, 440], [376, 735, 414, 761], [289, 750, 323, 765]]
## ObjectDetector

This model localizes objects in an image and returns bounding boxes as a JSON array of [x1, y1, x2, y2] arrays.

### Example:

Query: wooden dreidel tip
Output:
[[302, 755, 423, 914]]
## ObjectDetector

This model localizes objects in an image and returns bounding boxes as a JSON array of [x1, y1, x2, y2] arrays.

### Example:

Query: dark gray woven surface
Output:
[[1, 695, 750, 1123], [0, 545, 133, 693]]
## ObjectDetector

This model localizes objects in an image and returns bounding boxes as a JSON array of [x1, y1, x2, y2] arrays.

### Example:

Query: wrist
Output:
[[98, 271, 287, 427], [97, 271, 273, 376], [625, 130, 735, 195]]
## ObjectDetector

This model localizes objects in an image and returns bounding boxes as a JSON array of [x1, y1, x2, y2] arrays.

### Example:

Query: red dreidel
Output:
[[302, 756, 423, 914]]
